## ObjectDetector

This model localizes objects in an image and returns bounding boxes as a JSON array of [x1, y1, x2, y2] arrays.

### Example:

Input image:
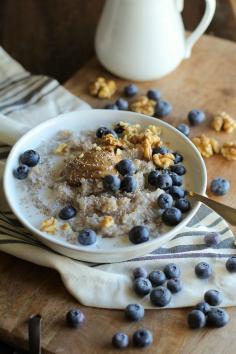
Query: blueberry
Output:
[[170, 164, 186, 176], [96, 127, 117, 138], [78, 229, 97, 246], [168, 186, 185, 200], [155, 99, 172, 117], [20, 149, 40, 167], [157, 193, 173, 209], [124, 84, 138, 97], [115, 98, 129, 110], [114, 123, 125, 135], [133, 267, 148, 279], [133, 277, 152, 296], [156, 174, 173, 190], [210, 177, 230, 196], [162, 207, 182, 226], [170, 172, 183, 186], [148, 270, 166, 287], [150, 286, 172, 307], [148, 170, 161, 186], [188, 109, 205, 126], [121, 176, 137, 193], [166, 278, 182, 293], [204, 231, 220, 247], [187, 310, 206, 329], [125, 303, 145, 322], [195, 302, 211, 315], [195, 262, 212, 279], [173, 152, 183, 164], [204, 289, 222, 306], [226, 256, 236, 272], [103, 175, 121, 192], [164, 263, 181, 279], [132, 328, 153, 348], [129, 226, 149, 244], [147, 89, 161, 101], [13, 164, 29, 180], [66, 309, 85, 328], [207, 308, 229, 328], [176, 123, 190, 137], [104, 103, 119, 110], [59, 206, 77, 220], [112, 332, 129, 348], [152, 146, 169, 155], [116, 159, 136, 176], [175, 198, 191, 213]]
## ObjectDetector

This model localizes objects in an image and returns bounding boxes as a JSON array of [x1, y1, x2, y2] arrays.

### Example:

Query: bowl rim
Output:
[[3, 109, 207, 255]]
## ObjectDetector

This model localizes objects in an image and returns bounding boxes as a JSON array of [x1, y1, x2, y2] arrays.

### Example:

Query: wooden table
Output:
[[1, 34, 236, 354]]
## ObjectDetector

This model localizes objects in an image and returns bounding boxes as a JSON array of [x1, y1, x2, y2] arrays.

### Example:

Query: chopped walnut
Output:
[[60, 223, 71, 232], [212, 112, 236, 133], [99, 215, 114, 228], [221, 142, 236, 160], [40, 217, 57, 234], [143, 137, 152, 160], [130, 96, 156, 116], [54, 143, 69, 155], [101, 133, 124, 150], [192, 135, 220, 158], [153, 153, 175, 169], [88, 77, 117, 98], [121, 123, 161, 149]]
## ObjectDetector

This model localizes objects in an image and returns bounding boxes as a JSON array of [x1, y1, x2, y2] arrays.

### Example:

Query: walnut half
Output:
[[221, 142, 236, 160], [88, 77, 117, 99], [130, 96, 156, 116], [212, 112, 236, 133], [40, 217, 57, 234], [153, 153, 175, 169], [192, 135, 220, 158]]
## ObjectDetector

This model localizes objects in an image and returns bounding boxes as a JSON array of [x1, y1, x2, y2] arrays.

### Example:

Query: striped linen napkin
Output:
[[0, 47, 236, 309]]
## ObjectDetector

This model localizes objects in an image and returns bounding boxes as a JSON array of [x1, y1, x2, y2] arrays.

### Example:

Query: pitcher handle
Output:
[[185, 0, 216, 58]]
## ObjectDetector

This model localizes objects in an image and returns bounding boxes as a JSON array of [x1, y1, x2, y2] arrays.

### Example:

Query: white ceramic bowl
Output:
[[4, 110, 207, 263]]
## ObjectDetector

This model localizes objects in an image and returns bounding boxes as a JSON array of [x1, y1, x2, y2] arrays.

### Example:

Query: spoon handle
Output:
[[189, 192, 236, 226]]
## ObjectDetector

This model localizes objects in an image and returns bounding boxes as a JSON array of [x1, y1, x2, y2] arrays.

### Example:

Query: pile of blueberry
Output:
[[13, 149, 40, 179]]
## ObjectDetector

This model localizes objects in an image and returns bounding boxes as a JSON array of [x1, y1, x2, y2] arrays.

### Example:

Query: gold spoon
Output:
[[189, 191, 236, 226]]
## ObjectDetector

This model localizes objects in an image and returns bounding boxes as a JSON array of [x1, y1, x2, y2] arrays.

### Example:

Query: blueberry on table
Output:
[[125, 303, 145, 322], [129, 226, 149, 244], [13, 164, 29, 180], [112, 332, 129, 348], [148, 170, 161, 186], [78, 229, 97, 246], [156, 174, 173, 190], [124, 84, 138, 97], [116, 159, 136, 176], [152, 146, 169, 155], [170, 164, 186, 176], [168, 186, 185, 200], [103, 175, 121, 192], [164, 263, 181, 279], [59, 206, 77, 220], [204, 231, 221, 247], [121, 176, 137, 193], [132, 328, 153, 348], [133, 277, 152, 296], [114, 123, 125, 135], [20, 149, 40, 167], [207, 308, 229, 328], [157, 193, 173, 209], [66, 309, 85, 328], [115, 98, 129, 110], [176, 123, 190, 137], [195, 302, 211, 315], [147, 89, 161, 101], [188, 109, 205, 126], [167, 278, 182, 293], [162, 207, 182, 226], [96, 126, 117, 138], [187, 309, 206, 329], [150, 286, 172, 307], [226, 256, 236, 272], [133, 266, 148, 279], [170, 172, 183, 186], [155, 99, 172, 117], [204, 289, 223, 306], [195, 262, 212, 279], [148, 270, 166, 287], [173, 152, 183, 164], [210, 177, 230, 196], [175, 198, 191, 213]]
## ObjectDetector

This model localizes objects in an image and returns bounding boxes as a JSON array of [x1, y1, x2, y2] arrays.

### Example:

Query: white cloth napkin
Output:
[[0, 47, 236, 309]]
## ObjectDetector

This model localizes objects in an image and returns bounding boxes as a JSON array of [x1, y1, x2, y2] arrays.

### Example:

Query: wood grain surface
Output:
[[1, 34, 236, 354]]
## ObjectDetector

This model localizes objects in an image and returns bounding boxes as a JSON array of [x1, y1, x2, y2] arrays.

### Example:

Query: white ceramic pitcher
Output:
[[95, 0, 216, 81]]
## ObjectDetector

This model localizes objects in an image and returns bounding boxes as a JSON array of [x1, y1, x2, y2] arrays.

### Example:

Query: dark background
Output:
[[0, 0, 236, 83]]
